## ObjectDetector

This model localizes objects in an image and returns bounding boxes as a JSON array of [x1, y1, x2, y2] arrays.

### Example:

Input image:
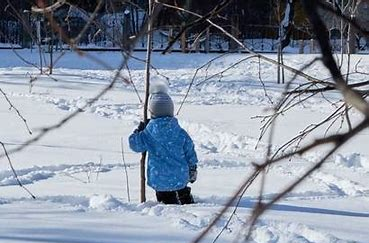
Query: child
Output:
[[129, 88, 198, 205]]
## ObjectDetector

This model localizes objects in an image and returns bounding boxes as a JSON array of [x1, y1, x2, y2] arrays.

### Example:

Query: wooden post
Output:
[[277, 0, 281, 84], [140, 0, 154, 203], [348, 15, 356, 54], [194, 34, 200, 53], [36, 20, 43, 73], [299, 39, 304, 54], [277, 44, 281, 84], [229, 15, 239, 52], [310, 38, 315, 53], [168, 27, 173, 53], [281, 49, 285, 84], [49, 31, 53, 74], [181, 22, 187, 53], [205, 27, 210, 53]]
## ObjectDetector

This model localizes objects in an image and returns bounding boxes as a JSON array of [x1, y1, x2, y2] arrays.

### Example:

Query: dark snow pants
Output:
[[156, 186, 194, 205]]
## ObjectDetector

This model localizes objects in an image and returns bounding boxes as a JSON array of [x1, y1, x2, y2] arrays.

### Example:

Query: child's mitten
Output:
[[189, 165, 197, 183], [135, 119, 151, 132]]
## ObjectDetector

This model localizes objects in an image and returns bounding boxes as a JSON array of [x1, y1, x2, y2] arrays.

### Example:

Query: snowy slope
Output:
[[0, 49, 368, 243]]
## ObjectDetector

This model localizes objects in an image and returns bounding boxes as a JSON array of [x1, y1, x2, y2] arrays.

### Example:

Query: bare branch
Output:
[[70, 0, 104, 46], [0, 88, 32, 135], [121, 137, 131, 202], [0, 142, 36, 199], [196, 117, 369, 243], [159, 0, 234, 54], [0, 2, 164, 159], [243, 118, 369, 241], [176, 53, 229, 115], [303, 0, 369, 116], [317, 0, 369, 39], [192, 170, 261, 243], [31, 0, 66, 13]]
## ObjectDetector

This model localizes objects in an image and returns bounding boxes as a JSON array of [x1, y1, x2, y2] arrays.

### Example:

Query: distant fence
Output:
[[0, 16, 368, 53], [0, 20, 22, 47]]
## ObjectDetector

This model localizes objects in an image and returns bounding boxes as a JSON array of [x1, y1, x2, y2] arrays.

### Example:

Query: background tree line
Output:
[[0, 0, 368, 53]]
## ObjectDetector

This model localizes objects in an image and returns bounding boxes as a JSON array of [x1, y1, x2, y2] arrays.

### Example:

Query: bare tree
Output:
[[187, 0, 369, 242], [140, 0, 157, 203], [0, 0, 163, 202], [0, 3, 368, 243]]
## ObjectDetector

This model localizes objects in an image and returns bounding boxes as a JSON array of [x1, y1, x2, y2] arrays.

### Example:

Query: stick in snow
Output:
[[121, 138, 131, 202]]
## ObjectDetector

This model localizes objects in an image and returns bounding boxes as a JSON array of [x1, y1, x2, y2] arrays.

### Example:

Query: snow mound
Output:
[[43, 195, 90, 211], [334, 153, 369, 169], [0, 163, 123, 187], [181, 121, 266, 160], [311, 171, 368, 196], [0, 168, 55, 186], [249, 220, 353, 243], [10, 92, 141, 120], [0, 198, 8, 205], [139, 202, 212, 231], [89, 194, 124, 211], [200, 158, 250, 168], [36, 195, 126, 212]]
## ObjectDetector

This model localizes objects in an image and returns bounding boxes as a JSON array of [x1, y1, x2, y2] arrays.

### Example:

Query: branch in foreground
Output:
[[31, 0, 66, 13], [158, 1, 322, 83], [0, 142, 36, 199], [287, 80, 369, 94], [0, 88, 32, 135], [243, 118, 369, 241], [302, 0, 369, 117], [317, 0, 369, 39], [159, 0, 327, 116], [121, 137, 131, 202], [0, 2, 164, 159], [160, 0, 233, 54], [176, 53, 229, 115], [194, 116, 369, 243]]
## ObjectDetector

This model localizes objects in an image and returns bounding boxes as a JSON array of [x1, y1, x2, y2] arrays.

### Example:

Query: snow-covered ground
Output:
[[0, 49, 368, 243]]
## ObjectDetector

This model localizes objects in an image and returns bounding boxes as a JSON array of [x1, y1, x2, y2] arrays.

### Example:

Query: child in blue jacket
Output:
[[129, 91, 198, 204]]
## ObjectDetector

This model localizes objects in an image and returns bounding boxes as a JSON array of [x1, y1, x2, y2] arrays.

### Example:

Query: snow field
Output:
[[0, 50, 369, 242]]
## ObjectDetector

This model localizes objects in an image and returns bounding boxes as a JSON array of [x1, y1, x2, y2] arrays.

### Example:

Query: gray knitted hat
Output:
[[149, 92, 174, 118]]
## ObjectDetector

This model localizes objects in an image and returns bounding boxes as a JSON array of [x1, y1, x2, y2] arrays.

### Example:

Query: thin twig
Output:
[[243, 118, 369, 241], [0, 2, 164, 159], [0, 88, 32, 135], [121, 137, 131, 202], [125, 63, 143, 104], [95, 155, 103, 182], [158, 0, 323, 84], [258, 56, 274, 105], [160, 0, 233, 54], [176, 53, 228, 115], [70, 0, 104, 46], [31, 0, 66, 13], [0, 142, 36, 199]]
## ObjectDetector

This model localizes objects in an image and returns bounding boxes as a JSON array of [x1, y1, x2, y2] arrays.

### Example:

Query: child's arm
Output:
[[183, 132, 198, 167], [128, 130, 148, 153], [183, 132, 198, 183]]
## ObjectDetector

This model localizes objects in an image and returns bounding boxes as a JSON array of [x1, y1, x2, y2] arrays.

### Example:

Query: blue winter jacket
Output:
[[129, 117, 198, 192]]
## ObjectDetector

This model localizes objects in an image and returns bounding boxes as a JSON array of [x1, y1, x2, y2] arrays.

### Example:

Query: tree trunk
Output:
[[140, 0, 155, 203], [310, 38, 315, 53], [348, 16, 356, 54], [229, 15, 239, 52], [205, 27, 210, 53], [299, 39, 304, 54], [168, 27, 173, 53], [181, 22, 187, 53], [49, 31, 53, 74]]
